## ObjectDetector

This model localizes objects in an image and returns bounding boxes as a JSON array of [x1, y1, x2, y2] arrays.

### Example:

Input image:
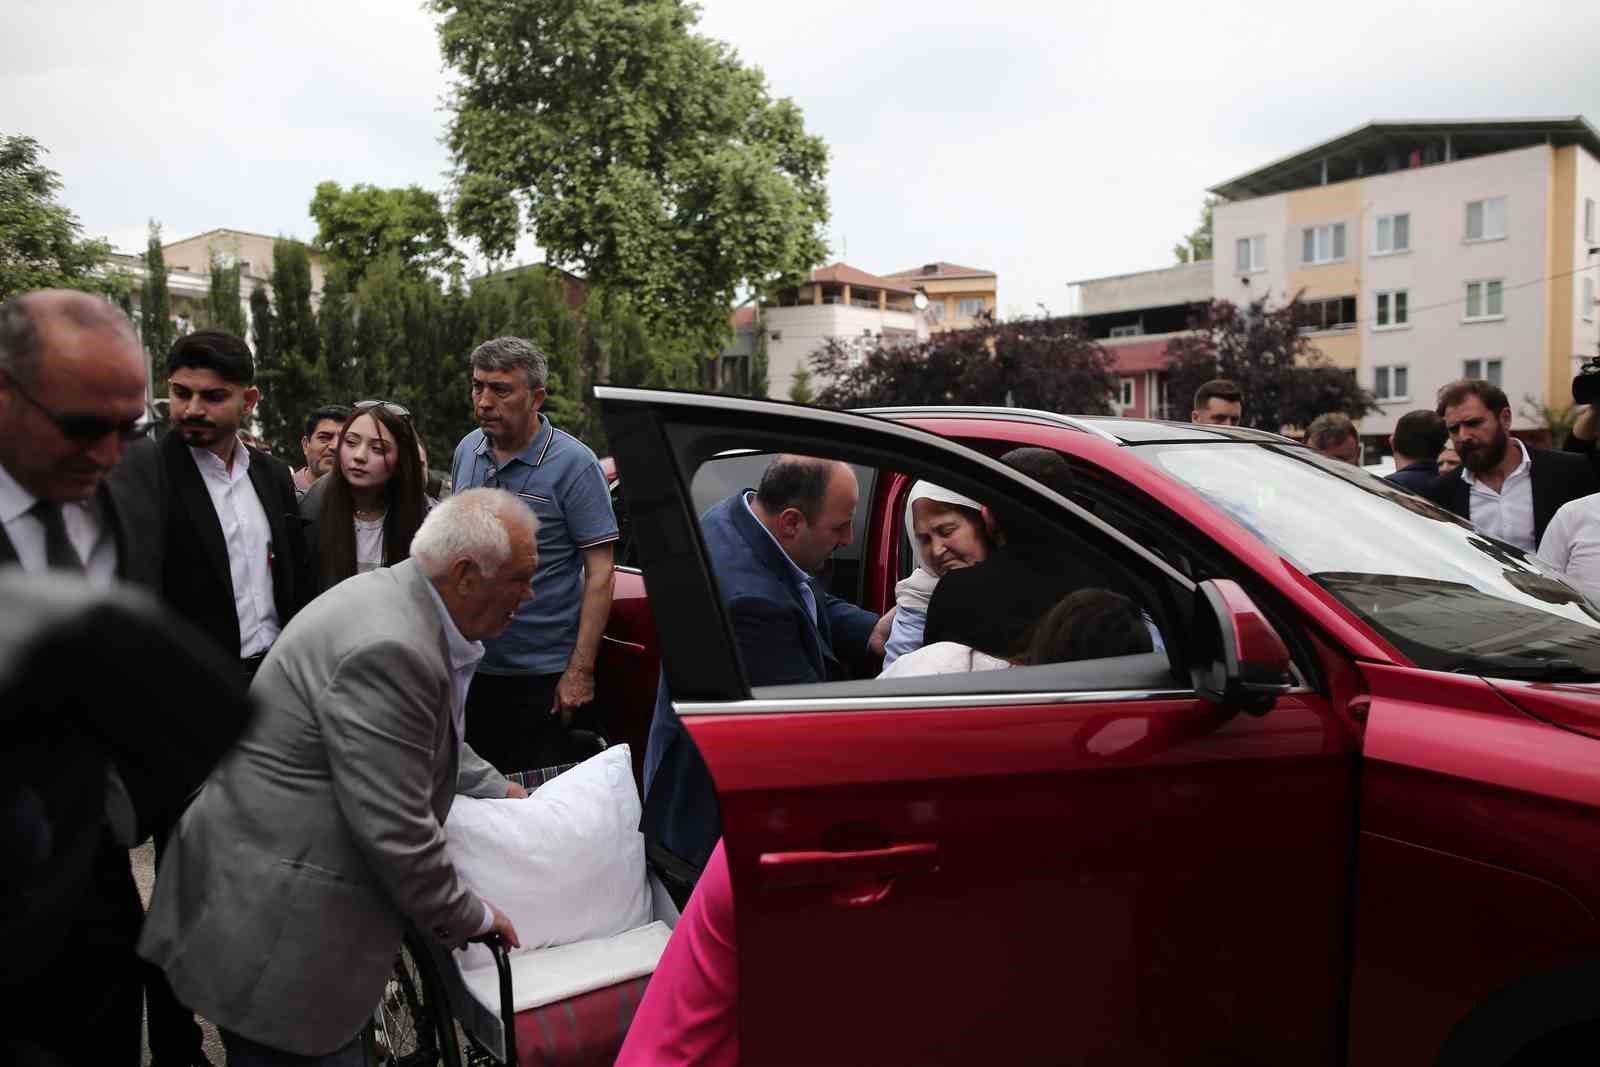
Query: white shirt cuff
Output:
[[476, 898, 495, 937]]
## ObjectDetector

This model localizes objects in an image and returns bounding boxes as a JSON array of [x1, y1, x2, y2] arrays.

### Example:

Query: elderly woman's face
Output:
[[912, 499, 989, 576]]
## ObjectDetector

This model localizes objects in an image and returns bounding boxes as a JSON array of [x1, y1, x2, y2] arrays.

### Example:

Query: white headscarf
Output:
[[903, 480, 984, 574]]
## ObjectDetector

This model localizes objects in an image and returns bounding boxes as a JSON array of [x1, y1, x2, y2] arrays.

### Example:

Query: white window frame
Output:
[[1236, 234, 1266, 273], [1465, 196, 1507, 242], [1584, 276, 1596, 323], [1300, 222, 1347, 265], [1117, 377, 1135, 409], [1373, 289, 1410, 331], [1463, 278, 1505, 322], [1462, 358, 1504, 386], [1373, 364, 1410, 402], [1108, 323, 1143, 338], [955, 297, 986, 319], [1585, 198, 1595, 244], [1373, 213, 1410, 256]]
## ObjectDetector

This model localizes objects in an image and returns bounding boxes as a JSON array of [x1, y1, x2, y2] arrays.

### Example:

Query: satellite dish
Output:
[[913, 292, 929, 310]]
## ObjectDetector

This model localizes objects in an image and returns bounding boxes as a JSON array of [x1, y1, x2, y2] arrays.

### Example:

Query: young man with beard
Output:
[[111, 329, 311, 1067], [1424, 379, 1600, 553]]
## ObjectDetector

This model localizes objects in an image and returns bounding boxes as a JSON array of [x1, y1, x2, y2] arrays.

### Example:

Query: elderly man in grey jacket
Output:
[[140, 488, 539, 1065]]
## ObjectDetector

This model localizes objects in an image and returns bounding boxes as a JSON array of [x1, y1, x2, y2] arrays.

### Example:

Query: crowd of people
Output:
[[4, 283, 1600, 1066]]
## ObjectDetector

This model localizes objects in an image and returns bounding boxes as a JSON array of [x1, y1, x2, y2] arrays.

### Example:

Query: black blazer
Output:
[[0, 461, 161, 592], [111, 433, 311, 659], [1421, 446, 1600, 549], [1385, 461, 1440, 495]]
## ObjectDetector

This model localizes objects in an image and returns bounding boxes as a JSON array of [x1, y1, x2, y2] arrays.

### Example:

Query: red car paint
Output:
[[596, 402, 1600, 1064]]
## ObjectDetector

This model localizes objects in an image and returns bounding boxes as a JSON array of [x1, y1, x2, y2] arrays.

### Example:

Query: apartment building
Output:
[[1211, 117, 1600, 448], [881, 262, 999, 333], [1065, 261, 1213, 418], [735, 263, 932, 399]]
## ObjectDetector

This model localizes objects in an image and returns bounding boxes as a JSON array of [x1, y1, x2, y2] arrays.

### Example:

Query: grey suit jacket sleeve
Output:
[[317, 639, 484, 945], [457, 743, 510, 798]]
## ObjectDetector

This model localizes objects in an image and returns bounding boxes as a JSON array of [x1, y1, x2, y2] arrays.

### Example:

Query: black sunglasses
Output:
[[353, 399, 412, 421], [4, 372, 154, 443]]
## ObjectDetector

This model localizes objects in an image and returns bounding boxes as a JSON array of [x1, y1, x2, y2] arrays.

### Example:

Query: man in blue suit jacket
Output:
[[642, 456, 884, 874]]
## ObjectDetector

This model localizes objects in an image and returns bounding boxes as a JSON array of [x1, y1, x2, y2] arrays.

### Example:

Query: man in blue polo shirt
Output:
[[451, 336, 618, 771]]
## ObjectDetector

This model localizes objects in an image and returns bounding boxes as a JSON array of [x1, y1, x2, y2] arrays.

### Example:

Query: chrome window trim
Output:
[[672, 687, 1316, 716]]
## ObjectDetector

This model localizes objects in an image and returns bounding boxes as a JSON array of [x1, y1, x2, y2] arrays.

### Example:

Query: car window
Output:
[[1144, 441, 1600, 680]]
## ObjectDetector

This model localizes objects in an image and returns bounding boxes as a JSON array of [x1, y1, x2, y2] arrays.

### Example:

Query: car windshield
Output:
[[1142, 441, 1600, 681]]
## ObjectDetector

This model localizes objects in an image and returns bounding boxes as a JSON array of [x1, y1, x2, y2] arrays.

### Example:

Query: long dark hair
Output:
[[317, 406, 426, 589], [1021, 588, 1152, 665]]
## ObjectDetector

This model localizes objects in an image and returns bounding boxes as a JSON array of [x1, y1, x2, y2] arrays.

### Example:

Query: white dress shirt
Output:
[[421, 575, 495, 935], [0, 461, 118, 586], [742, 491, 817, 623], [190, 440, 280, 657], [1538, 492, 1600, 605], [1463, 438, 1537, 553]]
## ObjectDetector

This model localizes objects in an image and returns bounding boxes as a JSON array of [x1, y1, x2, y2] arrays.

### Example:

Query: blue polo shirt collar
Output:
[[474, 413, 554, 468]]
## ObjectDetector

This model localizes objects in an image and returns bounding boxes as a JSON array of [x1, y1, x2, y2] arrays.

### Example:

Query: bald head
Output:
[[752, 455, 858, 574], [0, 290, 148, 502]]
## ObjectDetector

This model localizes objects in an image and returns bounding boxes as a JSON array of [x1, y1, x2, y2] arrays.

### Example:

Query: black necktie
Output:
[[31, 499, 84, 571]]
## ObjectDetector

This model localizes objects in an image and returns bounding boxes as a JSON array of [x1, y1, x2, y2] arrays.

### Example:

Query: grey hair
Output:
[[470, 336, 548, 391], [1305, 412, 1357, 450], [411, 487, 538, 579], [0, 291, 136, 388]]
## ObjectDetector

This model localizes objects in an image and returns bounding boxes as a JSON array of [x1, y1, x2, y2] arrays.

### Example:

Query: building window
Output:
[[1463, 358, 1504, 386], [1295, 295, 1358, 332], [1465, 196, 1507, 241], [1374, 213, 1410, 255], [1464, 279, 1504, 320], [1300, 223, 1347, 265], [1108, 323, 1144, 338], [1373, 364, 1409, 401], [955, 297, 986, 318], [1374, 289, 1409, 329], [1586, 198, 1596, 243], [1236, 235, 1266, 273], [1117, 378, 1135, 408], [1584, 277, 1596, 322]]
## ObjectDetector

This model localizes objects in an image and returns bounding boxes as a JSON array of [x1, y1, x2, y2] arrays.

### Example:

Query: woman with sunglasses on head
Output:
[[302, 401, 429, 592]]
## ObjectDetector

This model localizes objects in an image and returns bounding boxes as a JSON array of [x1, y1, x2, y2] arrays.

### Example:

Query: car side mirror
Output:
[[1190, 579, 1295, 716]]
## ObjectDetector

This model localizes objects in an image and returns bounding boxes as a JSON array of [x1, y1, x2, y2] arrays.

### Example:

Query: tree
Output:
[[1163, 296, 1378, 431], [206, 253, 247, 337], [254, 239, 329, 458], [813, 313, 1119, 413], [249, 285, 274, 370], [0, 134, 114, 300], [139, 221, 175, 368], [788, 366, 815, 404], [432, 0, 831, 354], [748, 307, 771, 397], [309, 181, 458, 283], [1173, 196, 1219, 264]]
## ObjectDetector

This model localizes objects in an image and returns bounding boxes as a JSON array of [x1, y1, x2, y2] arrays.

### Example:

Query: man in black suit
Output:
[[1385, 410, 1448, 494], [111, 328, 310, 1066], [0, 291, 247, 1064], [1423, 379, 1600, 553]]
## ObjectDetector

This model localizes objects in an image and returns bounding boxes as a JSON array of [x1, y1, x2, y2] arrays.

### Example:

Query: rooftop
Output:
[[807, 262, 918, 295], [882, 261, 997, 282], [1209, 116, 1600, 201]]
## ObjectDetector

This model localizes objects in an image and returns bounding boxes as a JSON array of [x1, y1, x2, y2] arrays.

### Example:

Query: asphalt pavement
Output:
[[132, 842, 228, 1066]]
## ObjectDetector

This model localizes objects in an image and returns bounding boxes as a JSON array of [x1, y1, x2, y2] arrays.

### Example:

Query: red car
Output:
[[592, 389, 1600, 1065]]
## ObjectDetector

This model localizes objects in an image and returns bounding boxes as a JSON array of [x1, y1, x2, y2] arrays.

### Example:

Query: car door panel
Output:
[[683, 691, 1350, 1064]]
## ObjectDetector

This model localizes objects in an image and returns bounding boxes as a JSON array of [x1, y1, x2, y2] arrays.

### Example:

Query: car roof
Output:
[[855, 406, 1296, 446]]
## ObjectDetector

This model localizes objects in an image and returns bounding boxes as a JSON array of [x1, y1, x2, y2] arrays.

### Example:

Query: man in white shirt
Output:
[[1538, 492, 1600, 604], [0, 290, 162, 1065], [1425, 379, 1600, 553]]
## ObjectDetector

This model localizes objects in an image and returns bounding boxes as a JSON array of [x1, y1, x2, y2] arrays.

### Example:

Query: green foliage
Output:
[[813, 314, 1119, 414], [0, 134, 114, 300], [255, 239, 330, 460], [139, 221, 175, 367], [432, 0, 830, 354], [309, 181, 458, 283], [1163, 296, 1379, 431], [1173, 196, 1219, 264], [749, 309, 770, 397], [206, 253, 247, 337], [788, 365, 815, 404], [249, 286, 274, 369], [1520, 396, 1578, 449]]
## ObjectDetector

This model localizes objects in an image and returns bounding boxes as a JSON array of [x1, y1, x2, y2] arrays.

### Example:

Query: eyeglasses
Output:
[[353, 399, 412, 421], [3, 372, 154, 444]]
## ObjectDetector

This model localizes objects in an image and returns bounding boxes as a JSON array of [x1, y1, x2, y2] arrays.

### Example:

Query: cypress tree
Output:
[[139, 221, 175, 376]]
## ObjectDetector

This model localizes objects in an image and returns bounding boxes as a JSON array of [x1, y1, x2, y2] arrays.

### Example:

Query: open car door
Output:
[[601, 388, 1356, 1065]]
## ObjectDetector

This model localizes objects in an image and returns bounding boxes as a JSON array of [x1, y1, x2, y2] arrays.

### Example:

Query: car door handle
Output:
[[758, 842, 940, 891]]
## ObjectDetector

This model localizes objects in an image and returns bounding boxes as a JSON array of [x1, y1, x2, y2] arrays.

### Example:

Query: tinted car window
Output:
[[1144, 441, 1600, 680]]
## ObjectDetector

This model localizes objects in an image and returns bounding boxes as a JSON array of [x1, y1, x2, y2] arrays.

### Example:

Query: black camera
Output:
[[1576, 355, 1600, 406]]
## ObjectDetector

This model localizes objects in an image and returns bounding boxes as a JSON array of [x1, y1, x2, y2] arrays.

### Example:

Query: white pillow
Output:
[[446, 745, 649, 969]]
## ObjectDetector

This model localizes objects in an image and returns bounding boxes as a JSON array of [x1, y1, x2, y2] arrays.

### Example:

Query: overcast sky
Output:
[[6, 0, 1599, 319]]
